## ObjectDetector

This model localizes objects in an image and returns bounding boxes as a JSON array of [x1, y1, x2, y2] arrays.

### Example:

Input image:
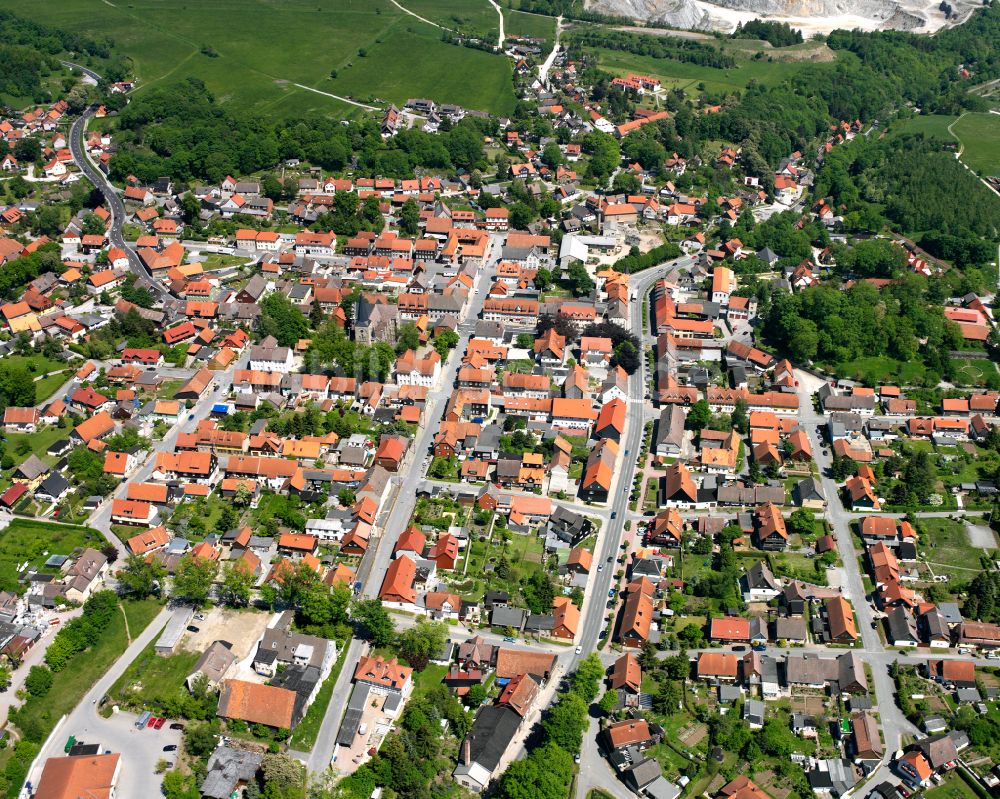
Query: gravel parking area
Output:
[[965, 521, 998, 549], [179, 607, 272, 659]]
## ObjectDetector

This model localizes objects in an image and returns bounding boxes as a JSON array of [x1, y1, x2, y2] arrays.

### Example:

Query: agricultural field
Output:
[[0, 519, 107, 593], [952, 111, 1000, 177], [405, 0, 498, 33], [0, 0, 517, 116]]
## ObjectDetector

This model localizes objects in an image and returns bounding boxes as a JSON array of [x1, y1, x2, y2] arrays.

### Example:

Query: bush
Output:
[[24, 665, 53, 698]]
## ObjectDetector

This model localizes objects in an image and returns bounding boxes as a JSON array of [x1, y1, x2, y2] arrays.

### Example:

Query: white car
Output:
[[575, 646, 582, 654]]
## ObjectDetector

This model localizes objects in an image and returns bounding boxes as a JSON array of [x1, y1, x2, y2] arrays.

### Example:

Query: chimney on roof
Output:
[[462, 736, 472, 766]]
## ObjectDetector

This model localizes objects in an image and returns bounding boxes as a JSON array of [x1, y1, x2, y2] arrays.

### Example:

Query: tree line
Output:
[[566, 29, 737, 69]]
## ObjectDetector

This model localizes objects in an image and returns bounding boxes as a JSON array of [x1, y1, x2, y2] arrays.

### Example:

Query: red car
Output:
[[154, 717, 166, 730], [147, 716, 158, 728]]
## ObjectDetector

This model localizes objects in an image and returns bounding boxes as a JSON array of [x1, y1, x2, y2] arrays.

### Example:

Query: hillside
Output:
[[0, 0, 518, 117]]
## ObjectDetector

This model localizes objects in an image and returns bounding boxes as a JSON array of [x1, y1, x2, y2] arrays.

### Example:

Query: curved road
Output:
[[69, 109, 177, 302], [62, 60, 178, 302]]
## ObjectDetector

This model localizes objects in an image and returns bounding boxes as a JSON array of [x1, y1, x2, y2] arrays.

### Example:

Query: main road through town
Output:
[[63, 61, 177, 303]]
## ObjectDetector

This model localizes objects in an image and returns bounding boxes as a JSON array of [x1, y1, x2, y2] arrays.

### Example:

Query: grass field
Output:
[[289, 637, 350, 751], [925, 771, 983, 799], [0, 0, 517, 116], [827, 355, 930, 386], [952, 357, 999, 387], [107, 640, 200, 711], [503, 8, 556, 52], [0, 519, 107, 593], [406, 0, 498, 32], [584, 40, 828, 97], [952, 112, 1000, 177], [892, 114, 959, 140], [3, 354, 72, 404], [918, 518, 988, 578]]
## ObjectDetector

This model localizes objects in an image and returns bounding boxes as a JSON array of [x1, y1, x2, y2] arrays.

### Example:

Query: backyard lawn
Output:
[[0, 519, 107, 593], [289, 638, 351, 751], [917, 517, 991, 579], [2, 424, 72, 470], [924, 771, 982, 799]]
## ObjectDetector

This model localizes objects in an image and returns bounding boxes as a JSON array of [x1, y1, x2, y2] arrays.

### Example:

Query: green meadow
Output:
[[0, 0, 517, 115]]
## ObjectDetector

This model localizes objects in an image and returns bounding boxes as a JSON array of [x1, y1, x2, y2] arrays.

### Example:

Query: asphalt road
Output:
[[307, 235, 501, 774], [87, 354, 246, 550], [25, 607, 180, 798], [572, 256, 694, 667], [68, 104, 177, 303]]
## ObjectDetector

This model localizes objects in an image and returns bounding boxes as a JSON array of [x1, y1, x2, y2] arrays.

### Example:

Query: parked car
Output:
[[503, 636, 516, 643], [169, 723, 185, 731], [163, 745, 177, 752], [186, 625, 199, 633], [146, 716, 158, 728], [575, 646, 582, 655], [154, 717, 166, 730]]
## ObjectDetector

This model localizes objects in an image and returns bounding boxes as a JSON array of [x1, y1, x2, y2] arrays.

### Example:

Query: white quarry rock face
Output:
[[585, 0, 980, 35]]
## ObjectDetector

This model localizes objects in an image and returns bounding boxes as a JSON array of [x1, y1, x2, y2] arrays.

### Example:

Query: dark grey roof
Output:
[[337, 683, 371, 747], [36, 472, 70, 498], [461, 705, 521, 773], [202, 746, 264, 799]]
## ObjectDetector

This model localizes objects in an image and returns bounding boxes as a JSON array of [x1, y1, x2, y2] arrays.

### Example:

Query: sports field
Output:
[[952, 112, 1000, 177], [0, 0, 517, 116]]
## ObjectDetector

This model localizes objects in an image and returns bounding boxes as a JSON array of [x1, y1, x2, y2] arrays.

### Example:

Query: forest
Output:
[[0, 11, 117, 100], [731, 19, 803, 46], [762, 273, 965, 382], [813, 134, 1000, 261], [108, 79, 492, 185]]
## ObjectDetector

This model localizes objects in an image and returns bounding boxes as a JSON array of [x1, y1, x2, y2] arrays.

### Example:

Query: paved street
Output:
[[86, 354, 246, 550], [307, 236, 500, 774], [574, 258, 690, 667], [25, 607, 180, 799], [68, 96, 177, 304], [793, 371, 918, 794]]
